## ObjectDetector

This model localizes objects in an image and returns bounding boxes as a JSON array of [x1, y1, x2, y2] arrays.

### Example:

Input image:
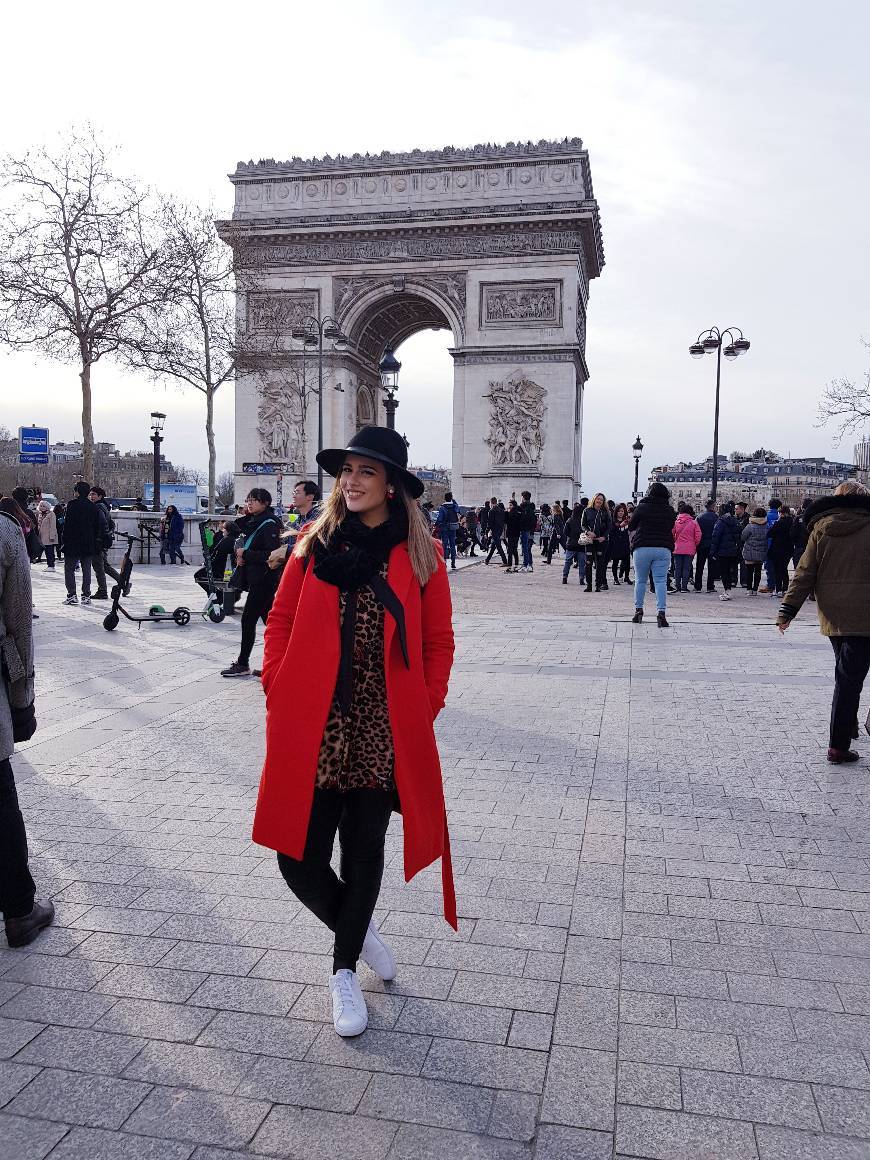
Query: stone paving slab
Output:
[[0, 562, 868, 1158]]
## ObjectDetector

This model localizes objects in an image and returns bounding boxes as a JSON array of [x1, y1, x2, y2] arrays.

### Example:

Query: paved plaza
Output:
[[2, 559, 869, 1160]]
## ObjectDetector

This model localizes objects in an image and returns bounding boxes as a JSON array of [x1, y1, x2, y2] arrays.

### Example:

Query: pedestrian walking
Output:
[[581, 493, 611, 591], [36, 501, 58, 571], [434, 492, 461, 571], [672, 504, 701, 592], [159, 505, 186, 566], [221, 489, 282, 678], [504, 500, 522, 572], [711, 504, 740, 600], [694, 499, 718, 592], [61, 482, 101, 605], [609, 503, 631, 584], [777, 481, 870, 763], [741, 509, 768, 594], [88, 487, 124, 598], [253, 425, 456, 1037], [484, 500, 508, 566], [547, 503, 565, 564], [53, 502, 66, 560], [561, 503, 587, 584], [628, 482, 676, 626], [0, 504, 54, 948]]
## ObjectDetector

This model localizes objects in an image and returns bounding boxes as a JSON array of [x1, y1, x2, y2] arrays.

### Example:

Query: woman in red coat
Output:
[[253, 426, 455, 1038]]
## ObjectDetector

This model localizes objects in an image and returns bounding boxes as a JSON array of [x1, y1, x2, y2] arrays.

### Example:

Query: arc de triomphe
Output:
[[219, 138, 604, 504]]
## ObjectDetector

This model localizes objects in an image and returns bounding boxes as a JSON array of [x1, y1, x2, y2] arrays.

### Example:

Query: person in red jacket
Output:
[[253, 426, 455, 1039]]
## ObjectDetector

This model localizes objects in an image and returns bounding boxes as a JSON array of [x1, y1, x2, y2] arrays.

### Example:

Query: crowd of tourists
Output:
[[2, 433, 869, 1043]]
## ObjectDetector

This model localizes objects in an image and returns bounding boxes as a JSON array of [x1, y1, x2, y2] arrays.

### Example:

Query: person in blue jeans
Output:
[[435, 492, 460, 571], [518, 491, 537, 572], [627, 482, 677, 627], [561, 504, 587, 584]]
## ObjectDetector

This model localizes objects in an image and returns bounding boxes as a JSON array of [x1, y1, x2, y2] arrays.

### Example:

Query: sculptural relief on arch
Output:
[[218, 138, 604, 504]]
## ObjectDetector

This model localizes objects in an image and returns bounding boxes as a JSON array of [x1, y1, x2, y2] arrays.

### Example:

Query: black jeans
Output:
[[486, 533, 508, 565], [694, 546, 716, 591], [586, 546, 607, 589], [829, 636, 870, 752], [772, 555, 790, 595], [238, 578, 277, 666], [0, 758, 36, 920], [277, 787, 394, 972], [91, 551, 121, 594], [64, 555, 92, 597], [611, 555, 630, 582], [718, 557, 739, 591], [506, 535, 520, 568], [746, 561, 763, 592]]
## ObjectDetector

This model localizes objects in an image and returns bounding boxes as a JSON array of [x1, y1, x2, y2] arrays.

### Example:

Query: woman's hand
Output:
[[777, 620, 790, 634], [235, 548, 245, 565], [268, 545, 289, 570]]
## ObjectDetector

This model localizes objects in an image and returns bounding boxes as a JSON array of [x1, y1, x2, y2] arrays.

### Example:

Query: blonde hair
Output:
[[834, 480, 869, 497], [295, 472, 439, 585]]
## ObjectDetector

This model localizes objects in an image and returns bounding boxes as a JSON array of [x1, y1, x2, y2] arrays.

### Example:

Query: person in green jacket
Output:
[[777, 481, 870, 763]]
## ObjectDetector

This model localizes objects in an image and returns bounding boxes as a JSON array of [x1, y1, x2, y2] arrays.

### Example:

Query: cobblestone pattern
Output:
[[1, 563, 868, 1158]]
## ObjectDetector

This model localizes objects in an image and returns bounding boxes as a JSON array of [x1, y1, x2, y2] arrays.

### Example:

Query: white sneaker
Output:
[[719, 592, 731, 601], [330, 969, 368, 1037], [360, 920, 397, 981]]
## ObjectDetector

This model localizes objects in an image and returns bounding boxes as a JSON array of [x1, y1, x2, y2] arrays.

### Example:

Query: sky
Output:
[[2, 0, 869, 501]]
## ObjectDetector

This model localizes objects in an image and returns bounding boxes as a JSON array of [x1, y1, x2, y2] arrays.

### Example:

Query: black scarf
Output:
[[312, 506, 410, 715]]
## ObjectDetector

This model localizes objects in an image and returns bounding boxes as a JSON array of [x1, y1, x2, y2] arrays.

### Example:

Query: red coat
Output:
[[252, 541, 457, 928]]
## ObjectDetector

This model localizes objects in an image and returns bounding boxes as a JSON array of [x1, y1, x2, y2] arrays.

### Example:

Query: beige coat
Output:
[[779, 495, 870, 636], [38, 508, 58, 546]]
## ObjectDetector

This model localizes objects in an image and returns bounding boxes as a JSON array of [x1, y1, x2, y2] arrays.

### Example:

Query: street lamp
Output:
[[292, 316, 349, 493], [632, 435, 644, 503], [150, 412, 166, 512], [379, 347, 402, 430], [689, 326, 750, 503]]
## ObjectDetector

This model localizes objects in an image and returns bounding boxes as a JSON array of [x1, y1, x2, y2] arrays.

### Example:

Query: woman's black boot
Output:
[[657, 611, 670, 628], [631, 608, 643, 624]]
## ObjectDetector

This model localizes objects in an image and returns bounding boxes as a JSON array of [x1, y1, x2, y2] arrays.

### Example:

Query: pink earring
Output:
[[387, 487, 395, 498]]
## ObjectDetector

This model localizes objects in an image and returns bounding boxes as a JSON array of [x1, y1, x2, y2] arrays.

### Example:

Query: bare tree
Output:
[[215, 470, 235, 509], [0, 129, 170, 481], [817, 339, 870, 444], [123, 199, 239, 509], [173, 465, 208, 486]]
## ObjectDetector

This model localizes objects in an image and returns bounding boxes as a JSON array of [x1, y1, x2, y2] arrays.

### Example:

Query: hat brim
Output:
[[316, 445, 425, 499]]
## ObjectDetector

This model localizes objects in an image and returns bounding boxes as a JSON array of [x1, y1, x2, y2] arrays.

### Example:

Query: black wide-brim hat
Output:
[[316, 425, 425, 499]]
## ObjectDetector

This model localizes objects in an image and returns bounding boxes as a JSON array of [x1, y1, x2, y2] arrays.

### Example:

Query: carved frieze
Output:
[[256, 376, 305, 466], [241, 230, 582, 268], [334, 272, 466, 319], [481, 281, 561, 329], [485, 370, 547, 469], [246, 290, 319, 333], [234, 139, 586, 174]]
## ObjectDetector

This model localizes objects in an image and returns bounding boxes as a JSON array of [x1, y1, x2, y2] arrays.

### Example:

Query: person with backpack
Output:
[[221, 489, 282, 678], [88, 487, 125, 599], [61, 481, 102, 606], [0, 503, 54, 948], [434, 492, 461, 571], [253, 425, 456, 1037]]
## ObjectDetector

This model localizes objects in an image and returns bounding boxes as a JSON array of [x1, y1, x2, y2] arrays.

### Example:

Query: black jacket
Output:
[[518, 501, 537, 533], [62, 495, 102, 556], [564, 513, 586, 551], [628, 485, 677, 551], [711, 514, 740, 558], [609, 521, 630, 559], [791, 511, 811, 556], [581, 506, 611, 545], [504, 507, 523, 537], [488, 504, 506, 536], [238, 508, 281, 588], [696, 509, 717, 548], [769, 515, 794, 561]]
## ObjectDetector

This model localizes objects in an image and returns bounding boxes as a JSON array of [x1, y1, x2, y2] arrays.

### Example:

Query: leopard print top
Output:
[[316, 572, 395, 792]]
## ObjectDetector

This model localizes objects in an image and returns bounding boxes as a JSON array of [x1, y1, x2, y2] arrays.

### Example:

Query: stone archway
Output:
[[220, 139, 604, 504]]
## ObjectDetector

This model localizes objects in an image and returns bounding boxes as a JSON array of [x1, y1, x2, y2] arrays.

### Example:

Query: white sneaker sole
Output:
[[361, 924, 397, 981]]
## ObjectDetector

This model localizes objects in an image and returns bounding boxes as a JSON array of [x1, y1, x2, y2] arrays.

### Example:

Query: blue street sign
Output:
[[19, 426, 49, 465]]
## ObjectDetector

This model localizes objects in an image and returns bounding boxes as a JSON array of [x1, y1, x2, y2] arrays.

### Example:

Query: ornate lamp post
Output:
[[150, 412, 166, 512], [632, 435, 644, 503], [689, 327, 751, 503], [292, 316, 348, 494], [379, 347, 402, 430]]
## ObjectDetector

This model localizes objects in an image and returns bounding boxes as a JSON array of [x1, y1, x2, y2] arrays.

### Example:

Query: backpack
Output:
[[439, 502, 460, 532]]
